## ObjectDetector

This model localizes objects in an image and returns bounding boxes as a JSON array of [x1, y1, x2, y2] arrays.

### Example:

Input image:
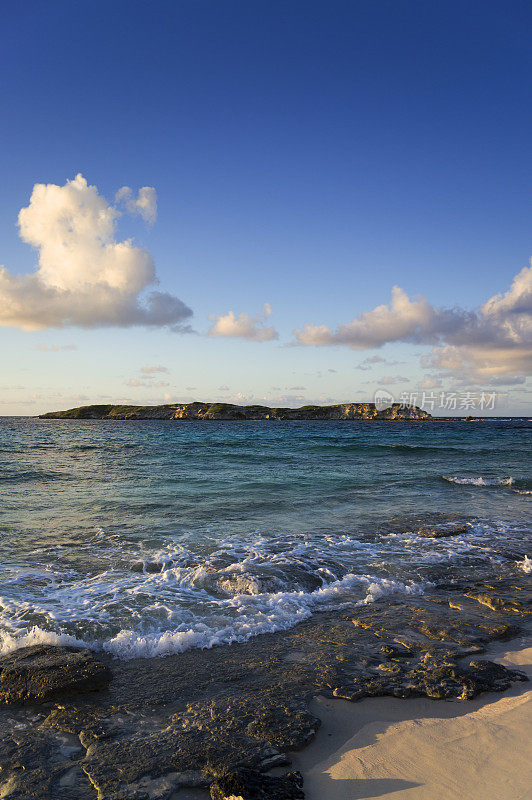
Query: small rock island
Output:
[[39, 401, 431, 420]]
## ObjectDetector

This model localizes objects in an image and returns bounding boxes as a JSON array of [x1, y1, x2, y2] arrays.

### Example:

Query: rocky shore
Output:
[[0, 575, 529, 800], [38, 401, 431, 421]]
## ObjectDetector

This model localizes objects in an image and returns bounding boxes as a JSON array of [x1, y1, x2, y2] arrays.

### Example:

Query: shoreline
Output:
[[0, 580, 530, 799], [181, 631, 532, 800], [287, 632, 532, 800]]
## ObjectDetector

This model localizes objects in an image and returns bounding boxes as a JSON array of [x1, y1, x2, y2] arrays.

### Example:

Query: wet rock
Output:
[[210, 768, 304, 800], [380, 643, 416, 659], [0, 646, 111, 704], [464, 590, 530, 614], [0, 724, 96, 800], [332, 652, 527, 702], [416, 525, 468, 538], [78, 695, 307, 798], [244, 699, 320, 750], [352, 598, 521, 647], [217, 573, 281, 596]]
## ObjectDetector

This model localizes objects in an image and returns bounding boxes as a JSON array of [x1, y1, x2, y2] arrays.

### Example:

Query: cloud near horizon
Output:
[[208, 303, 278, 342], [37, 343, 77, 352], [140, 364, 168, 374], [0, 174, 192, 331], [294, 264, 532, 383]]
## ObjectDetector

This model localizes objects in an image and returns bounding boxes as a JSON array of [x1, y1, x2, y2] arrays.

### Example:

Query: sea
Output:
[[0, 417, 530, 659]]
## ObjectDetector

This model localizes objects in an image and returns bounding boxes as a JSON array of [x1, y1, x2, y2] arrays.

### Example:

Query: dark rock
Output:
[[0, 645, 111, 704], [464, 591, 530, 614], [210, 768, 304, 800], [332, 652, 527, 702], [416, 525, 468, 538], [1, 578, 530, 798], [466, 659, 528, 693], [380, 643, 416, 659]]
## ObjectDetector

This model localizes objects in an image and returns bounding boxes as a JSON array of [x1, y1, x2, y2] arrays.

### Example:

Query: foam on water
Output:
[[0, 567, 428, 659], [0, 519, 524, 659], [443, 475, 515, 486], [517, 555, 532, 574]]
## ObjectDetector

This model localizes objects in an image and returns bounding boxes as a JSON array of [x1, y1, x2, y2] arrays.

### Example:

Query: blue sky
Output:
[[1, 0, 531, 415]]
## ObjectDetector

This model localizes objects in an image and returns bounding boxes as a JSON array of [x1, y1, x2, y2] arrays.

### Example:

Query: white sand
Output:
[[290, 634, 532, 800]]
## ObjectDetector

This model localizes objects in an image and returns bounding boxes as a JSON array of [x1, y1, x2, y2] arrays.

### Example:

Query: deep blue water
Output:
[[0, 417, 530, 658]]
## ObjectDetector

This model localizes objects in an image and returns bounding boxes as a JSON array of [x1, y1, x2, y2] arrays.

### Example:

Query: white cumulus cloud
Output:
[[0, 174, 191, 331], [295, 287, 439, 349], [294, 264, 532, 384], [208, 303, 278, 342]]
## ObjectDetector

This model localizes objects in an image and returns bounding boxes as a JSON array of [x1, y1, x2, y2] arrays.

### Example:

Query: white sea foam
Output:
[[516, 555, 532, 574], [0, 572, 428, 659], [0, 625, 90, 656], [443, 475, 514, 486], [0, 517, 527, 661], [99, 573, 427, 659]]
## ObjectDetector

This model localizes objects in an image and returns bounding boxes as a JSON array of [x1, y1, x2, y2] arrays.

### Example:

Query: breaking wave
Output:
[[516, 555, 532, 574], [0, 570, 427, 659], [443, 475, 514, 487]]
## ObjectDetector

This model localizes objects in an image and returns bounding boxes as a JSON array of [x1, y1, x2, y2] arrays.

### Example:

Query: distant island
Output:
[[39, 402, 431, 420]]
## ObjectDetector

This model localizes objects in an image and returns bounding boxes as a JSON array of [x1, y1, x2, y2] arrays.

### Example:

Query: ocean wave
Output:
[[0, 573, 428, 659], [0, 626, 89, 656], [0, 515, 528, 661], [103, 574, 428, 659], [0, 468, 66, 483], [442, 475, 514, 487]]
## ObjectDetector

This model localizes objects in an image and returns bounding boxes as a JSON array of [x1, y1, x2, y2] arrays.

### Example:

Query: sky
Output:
[[1, 0, 531, 416]]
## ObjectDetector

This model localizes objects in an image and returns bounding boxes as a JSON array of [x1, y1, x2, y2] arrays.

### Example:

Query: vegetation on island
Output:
[[39, 401, 431, 421]]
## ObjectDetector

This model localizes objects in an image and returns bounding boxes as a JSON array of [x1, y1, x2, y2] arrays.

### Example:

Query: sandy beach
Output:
[[286, 635, 532, 800]]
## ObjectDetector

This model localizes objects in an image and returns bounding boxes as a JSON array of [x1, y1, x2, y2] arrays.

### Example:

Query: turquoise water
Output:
[[0, 418, 530, 658]]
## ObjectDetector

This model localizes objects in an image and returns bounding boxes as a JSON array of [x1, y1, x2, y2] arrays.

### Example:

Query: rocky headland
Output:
[[39, 402, 431, 421]]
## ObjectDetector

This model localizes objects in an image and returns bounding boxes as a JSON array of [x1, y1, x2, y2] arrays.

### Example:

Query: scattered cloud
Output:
[[418, 375, 443, 391], [185, 386, 197, 391], [125, 378, 169, 387], [218, 384, 230, 391], [208, 303, 278, 342], [422, 344, 530, 385], [0, 174, 192, 331], [115, 185, 157, 224], [37, 343, 77, 352], [295, 263, 532, 383], [140, 364, 168, 374], [355, 354, 387, 370], [288, 385, 306, 390], [377, 375, 410, 386], [274, 394, 306, 404]]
